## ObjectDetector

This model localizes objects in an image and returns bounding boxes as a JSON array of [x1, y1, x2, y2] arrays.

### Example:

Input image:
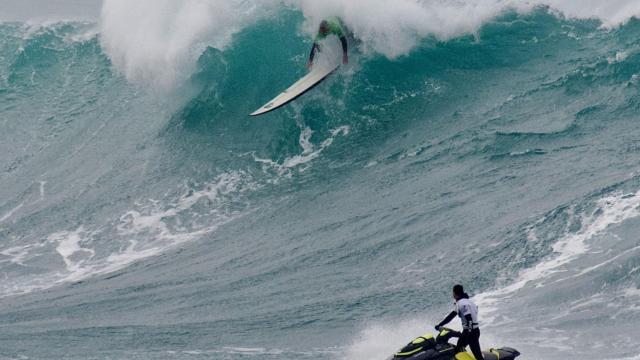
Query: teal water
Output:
[[1, 8, 640, 360]]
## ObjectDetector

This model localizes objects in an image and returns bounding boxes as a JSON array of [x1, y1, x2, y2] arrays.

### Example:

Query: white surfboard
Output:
[[250, 64, 339, 116]]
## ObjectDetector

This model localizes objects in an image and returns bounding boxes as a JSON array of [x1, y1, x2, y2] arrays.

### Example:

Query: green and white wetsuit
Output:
[[314, 18, 346, 41], [308, 18, 348, 64]]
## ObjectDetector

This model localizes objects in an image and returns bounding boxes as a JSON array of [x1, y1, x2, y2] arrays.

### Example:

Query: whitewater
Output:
[[0, 0, 639, 359]]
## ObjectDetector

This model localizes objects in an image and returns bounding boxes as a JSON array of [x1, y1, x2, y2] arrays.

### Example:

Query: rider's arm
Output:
[[464, 314, 475, 330], [339, 35, 349, 64], [339, 35, 348, 55], [436, 311, 457, 329], [308, 42, 320, 64]]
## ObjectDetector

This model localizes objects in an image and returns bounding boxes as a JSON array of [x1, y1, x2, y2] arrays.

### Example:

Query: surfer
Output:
[[251, 18, 349, 116], [435, 285, 485, 360], [307, 18, 349, 69]]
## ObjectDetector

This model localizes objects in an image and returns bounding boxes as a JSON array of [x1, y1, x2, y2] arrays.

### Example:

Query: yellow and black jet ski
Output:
[[388, 328, 520, 360]]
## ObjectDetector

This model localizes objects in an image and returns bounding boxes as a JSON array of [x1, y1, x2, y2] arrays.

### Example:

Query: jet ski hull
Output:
[[481, 347, 520, 360], [392, 346, 520, 360], [390, 328, 520, 360]]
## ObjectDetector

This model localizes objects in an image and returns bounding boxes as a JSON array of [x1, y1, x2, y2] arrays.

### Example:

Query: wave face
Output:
[[1, 3, 640, 360]]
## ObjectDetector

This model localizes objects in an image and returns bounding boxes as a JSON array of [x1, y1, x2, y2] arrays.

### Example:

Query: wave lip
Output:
[[98, 0, 640, 89]]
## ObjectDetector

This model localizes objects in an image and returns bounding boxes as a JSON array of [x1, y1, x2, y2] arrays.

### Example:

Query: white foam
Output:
[[343, 319, 436, 360], [540, 0, 640, 28], [99, 0, 274, 89], [292, 0, 640, 45], [254, 125, 350, 177], [292, 0, 526, 59], [0, 245, 33, 266], [50, 227, 96, 275], [609, 51, 630, 64]]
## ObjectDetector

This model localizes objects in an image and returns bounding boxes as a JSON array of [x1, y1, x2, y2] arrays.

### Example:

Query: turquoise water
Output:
[[1, 7, 640, 360]]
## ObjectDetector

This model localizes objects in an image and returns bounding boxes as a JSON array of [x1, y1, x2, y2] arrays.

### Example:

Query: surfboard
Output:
[[250, 64, 339, 116]]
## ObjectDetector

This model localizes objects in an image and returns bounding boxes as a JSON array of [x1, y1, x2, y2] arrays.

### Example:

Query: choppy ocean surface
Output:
[[1, 1, 640, 359]]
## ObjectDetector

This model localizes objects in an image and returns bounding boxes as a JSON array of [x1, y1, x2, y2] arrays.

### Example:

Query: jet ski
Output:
[[388, 328, 520, 360]]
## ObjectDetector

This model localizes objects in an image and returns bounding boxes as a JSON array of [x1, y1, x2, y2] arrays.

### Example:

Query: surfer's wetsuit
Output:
[[308, 18, 348, 66], [436, 293, 485, 360]]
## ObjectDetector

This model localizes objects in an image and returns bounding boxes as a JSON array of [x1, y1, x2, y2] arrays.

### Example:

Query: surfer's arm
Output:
[[308, 42, 320, 68], [339, 35, 349, 64]]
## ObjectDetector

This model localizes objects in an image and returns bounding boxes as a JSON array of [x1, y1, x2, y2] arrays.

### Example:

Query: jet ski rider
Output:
[[435, 284, 484, 360]]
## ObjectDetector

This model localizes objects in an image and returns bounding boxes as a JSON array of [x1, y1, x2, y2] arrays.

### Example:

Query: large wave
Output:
[[99, 0, 640, 88]]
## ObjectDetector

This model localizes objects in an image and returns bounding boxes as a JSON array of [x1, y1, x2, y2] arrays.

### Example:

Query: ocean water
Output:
[[1, 1, 640, 359]]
